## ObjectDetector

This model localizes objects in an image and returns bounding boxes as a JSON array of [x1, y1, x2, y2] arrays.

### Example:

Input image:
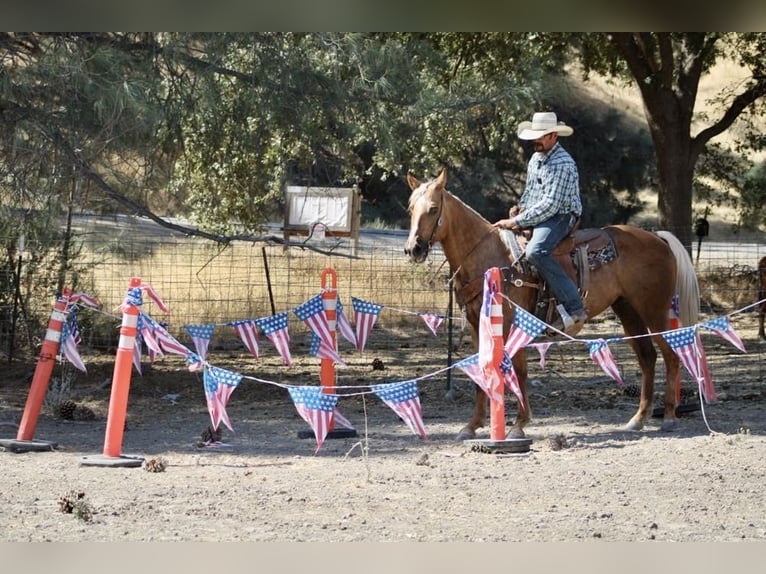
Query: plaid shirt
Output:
[[514, 142, 581, 228]]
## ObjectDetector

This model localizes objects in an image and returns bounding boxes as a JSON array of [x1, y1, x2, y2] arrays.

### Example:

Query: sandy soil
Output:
[[1, 314, 765, 543]]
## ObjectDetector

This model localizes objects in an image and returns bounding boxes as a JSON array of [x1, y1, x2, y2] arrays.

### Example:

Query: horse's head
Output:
[[404, 168, 448, 263]]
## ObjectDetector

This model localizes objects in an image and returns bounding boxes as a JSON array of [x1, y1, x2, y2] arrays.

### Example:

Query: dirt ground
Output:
[[1, 313, 765, 543]]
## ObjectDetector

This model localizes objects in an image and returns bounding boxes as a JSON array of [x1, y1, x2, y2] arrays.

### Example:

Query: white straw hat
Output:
[[517, 112, 574, 140]]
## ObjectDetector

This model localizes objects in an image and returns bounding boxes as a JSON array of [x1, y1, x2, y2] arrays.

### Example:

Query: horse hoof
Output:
[[506, 427, 526, 439], [660, 419, 679, 432], [622, 419, 644, 432], [455, 428, 476, 441]]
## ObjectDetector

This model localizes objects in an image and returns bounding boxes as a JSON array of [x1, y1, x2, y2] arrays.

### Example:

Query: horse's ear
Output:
[[406, 172, 421, 191], [435, 168, 447, 188]]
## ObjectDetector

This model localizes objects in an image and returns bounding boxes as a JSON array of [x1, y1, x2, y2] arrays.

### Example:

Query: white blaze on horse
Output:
[[404, 168, 700, 440]]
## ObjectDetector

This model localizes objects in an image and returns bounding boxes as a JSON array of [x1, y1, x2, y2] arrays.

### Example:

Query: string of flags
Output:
[[56, 281, 762, 452]]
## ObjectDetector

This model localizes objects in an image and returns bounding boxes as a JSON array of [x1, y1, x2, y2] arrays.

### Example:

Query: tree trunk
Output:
[[648, 120, 695, 251]]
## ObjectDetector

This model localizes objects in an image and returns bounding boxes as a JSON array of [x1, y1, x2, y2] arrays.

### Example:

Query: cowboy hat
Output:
[[517, 112, 574, 140]]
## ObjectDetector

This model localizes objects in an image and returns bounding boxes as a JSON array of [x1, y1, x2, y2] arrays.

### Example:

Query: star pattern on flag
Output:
[[587, 339, 623, 385], [351, 297, 383, 352], [661, 326, 715, 400], [184, 323, 215, 359], [371, 381, 426, 439], [505, 305, 548, 358], [287, 386, 339, 452], [293, 295, 335, 351], [203, 366, 242, 432], [255, 313, 292, 366], [701, 316, 746, 353]]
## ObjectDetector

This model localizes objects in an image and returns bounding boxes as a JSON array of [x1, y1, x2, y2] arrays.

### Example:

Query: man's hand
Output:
[[493, 217, 521, 231], [508, 205, 522, 217]]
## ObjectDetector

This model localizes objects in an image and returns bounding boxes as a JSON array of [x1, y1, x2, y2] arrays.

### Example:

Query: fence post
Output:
[[80, 277, 144, 467], [0, 289, 71, 453]]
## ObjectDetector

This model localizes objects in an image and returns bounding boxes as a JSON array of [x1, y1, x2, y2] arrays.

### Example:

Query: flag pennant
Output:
[[144, 316, 191, 357], [419, 313, 444, 336], [662, 326, 715, 402], [293, 294, 335, 351], [701, 315, 746, 353], [309, 332, 345, 365], [505, 305, 548, 358], [371, 381, 427, 439], [530, 342, 552, 369], [203, 366, 242, 432], [184, 323, 215, 359], [139, 282, 169, 314], [69, 292, 100, 309], [229, 320, 260, 359], [454, 354, 501, 402], [351, 297, 383, 352], [60, 314, 86, 372], [336, 298, 357, 348], [587, 339, 623, 385], [138, 314, 163, 358], [255, 313, 292, 367], [132, 336, 143, 375], [478, 271, 504, 404], [499, 352, 525, 409], [287, 386, 339, 452]]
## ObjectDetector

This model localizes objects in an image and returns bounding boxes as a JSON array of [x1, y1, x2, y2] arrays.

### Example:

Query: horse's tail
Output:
[[655, 230, 700, 326]]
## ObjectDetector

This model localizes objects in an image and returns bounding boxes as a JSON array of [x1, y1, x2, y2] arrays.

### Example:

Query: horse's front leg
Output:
[[456, 388, 487, 441], [623, 337, 657, 431]]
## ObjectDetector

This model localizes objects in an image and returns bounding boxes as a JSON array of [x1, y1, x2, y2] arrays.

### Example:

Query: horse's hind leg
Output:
[[656, 336, 681, 432]]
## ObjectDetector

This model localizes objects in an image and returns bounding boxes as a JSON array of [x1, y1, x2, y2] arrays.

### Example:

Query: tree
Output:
[[576, 32, 766, 248]]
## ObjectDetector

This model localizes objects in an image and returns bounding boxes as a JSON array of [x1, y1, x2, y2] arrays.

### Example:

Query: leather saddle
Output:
[[505, 224, 618, 323]]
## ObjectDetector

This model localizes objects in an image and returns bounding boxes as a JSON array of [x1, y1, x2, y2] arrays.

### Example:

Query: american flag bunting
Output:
[[336, 297, 357, 347], [587, 339, 623, 385], [419, 313, 444, 336], [701, 315, 746, 353], [255, 313, 293, 367], [293, 294, 335, 352], [60, 314, 86, 372], [662, 326, 716, 402], [351, 297, 383, 352], [287, 386, 340, 452], [454, 354, 502, 403], [203, 365, 242, 432], [505, 305, 548, 359], [184, 323, 216, 359], [309, 332, 345, 365], [229, 319, 260, 359], [371, 381, 427, 439]]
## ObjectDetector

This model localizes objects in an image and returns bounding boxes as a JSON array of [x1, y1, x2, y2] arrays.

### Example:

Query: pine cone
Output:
[[142, 456, 167, 473], [73, 405, 97, 421], [57, 400, 77, 420], [57, 490, 85, 514], [371, 358, 385, 371], [622, 384, 640, 398], [201, 425, 223, 443]]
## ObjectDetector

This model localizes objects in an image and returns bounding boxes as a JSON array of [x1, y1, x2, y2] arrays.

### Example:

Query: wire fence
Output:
[[1, 216, 765, 394]]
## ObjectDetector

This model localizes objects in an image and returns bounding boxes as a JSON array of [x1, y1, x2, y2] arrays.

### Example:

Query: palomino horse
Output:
[[404, 168, 700, 440]]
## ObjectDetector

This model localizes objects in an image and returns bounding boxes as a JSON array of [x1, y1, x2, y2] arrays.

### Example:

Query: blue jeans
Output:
[[525, 213, 584, 315]]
